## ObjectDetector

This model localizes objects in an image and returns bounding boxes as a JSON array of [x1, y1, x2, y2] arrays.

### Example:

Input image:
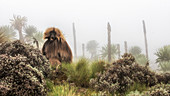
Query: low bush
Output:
[[126, 90, 143, 96], [47, 83, 78, 96], [135, 54, 148, 66], [90, 53, 158, 95], [0, 40, 50, 77], [47, 81, 112, 96], [126, 82, 148, 94], [90, 60, 106, 78], [156, 72, 170, 84], [143, 84, 170, 96], [158, 61, 170, 72], [62, 58, 91, 87], [61, 58, 106, 88], [0, 40, 50, 96]]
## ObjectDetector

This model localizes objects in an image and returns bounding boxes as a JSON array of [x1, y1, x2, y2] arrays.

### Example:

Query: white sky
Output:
[[0, 0, 170, 65]]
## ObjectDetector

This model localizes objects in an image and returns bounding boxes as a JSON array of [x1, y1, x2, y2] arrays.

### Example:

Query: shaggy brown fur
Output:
[[42, 27, 72, 67], [44, 27, 65, 40]]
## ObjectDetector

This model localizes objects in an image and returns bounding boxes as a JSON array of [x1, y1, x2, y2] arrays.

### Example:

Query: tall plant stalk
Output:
[[107, 22, 111, 62], [124, 41, 128, 53], [82, 43, 85, 57], [73, 23, 77, 58], [117, 44, 120, 59], [142, 20, 149, 60]]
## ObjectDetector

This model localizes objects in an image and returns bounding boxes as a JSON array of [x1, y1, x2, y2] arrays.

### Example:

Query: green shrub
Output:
[[47, 82, 112, 96], [46, 79, 54, 92], [0, 32, 9, 43], [62, 58, 91, 87], [135, 54, 148, 66], [90, 60, 105, 78], [47, 83, 78, 96], [126, 90, 143, 96], [126, 82, 148, 95], [158, 61, 170, 72], [155, 45, 170, 72]]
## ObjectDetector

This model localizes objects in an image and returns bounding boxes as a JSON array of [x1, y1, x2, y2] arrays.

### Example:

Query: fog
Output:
[[0, 0, 170, 67]]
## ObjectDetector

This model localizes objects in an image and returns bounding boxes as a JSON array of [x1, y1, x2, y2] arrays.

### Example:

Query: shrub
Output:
[[62, 58, 91, 87], [0, 32, 9, 43], [126, 82, 148, 94], [47, 83, 78, 96], [155, 45, 170, 72], [158, 61, 170, 72], [90, 60, 106, 78], [0, 84, 9, 96], [0, 40, 50, 77], [126, 90, 143, 96], [46, 79, 54, 92], [90, 53, 158, 94], [0, 40, 50, 95], [135, 54, 148, 66], [47, 82, 112, 96], [142, 84, 170, 96], [156, 72, 170, 84], [0, 56, 47, 95]]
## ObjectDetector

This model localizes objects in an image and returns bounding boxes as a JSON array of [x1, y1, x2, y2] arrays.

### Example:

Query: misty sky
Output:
[[0, 0, 170, 65]]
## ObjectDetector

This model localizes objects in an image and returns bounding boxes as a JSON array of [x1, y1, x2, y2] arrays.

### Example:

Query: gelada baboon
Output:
[[42, 27, 72, 68]]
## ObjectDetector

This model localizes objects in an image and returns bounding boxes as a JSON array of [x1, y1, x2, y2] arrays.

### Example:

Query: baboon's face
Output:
[[49, 30, 56, 41], [44, 28, 63, 41]]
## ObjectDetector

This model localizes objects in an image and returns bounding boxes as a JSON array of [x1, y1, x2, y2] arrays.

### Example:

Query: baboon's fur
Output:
[[42, 27, 72, 66], [43, 27, 65, 40]]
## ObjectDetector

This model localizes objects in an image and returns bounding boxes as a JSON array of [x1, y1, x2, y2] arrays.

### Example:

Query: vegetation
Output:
[[47, 83, 78, 96], [24, 25, 37, 43], [158, 61, 170, 72], [100, 44, 118, 61], [86, 40, 99, 59], [59, 59, 106, 88], [142, 20, 149, 59], [0, 25, 16, 40], [1, 15, 170, 96], [135, 54, 148, 66], [0, 32, 8, 43], [126, 82, 148, 94], [10, 15, 27, 42], [0, 25, 16, 43], [90, 53, 158, 95], [0, 41, 170, 96], [155, 45, 170, 63], [126, 84, 170, 96], [143, 84, 170, 96], [129, 46, 142, 56], [47, 82, 112, 96], [0, 40, 50, 96], [126, 90, 143, 96], [24, 25, 43, 48], [107, 22, 111, 62], [72, 23, 77, 58], [33, 31, 44, 47], [156, 72, 170, 84], [129, 46, 148, 66], [155, 45, 170, 72], [0, 15, 43, 49], [90, 60, 106, 78]]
